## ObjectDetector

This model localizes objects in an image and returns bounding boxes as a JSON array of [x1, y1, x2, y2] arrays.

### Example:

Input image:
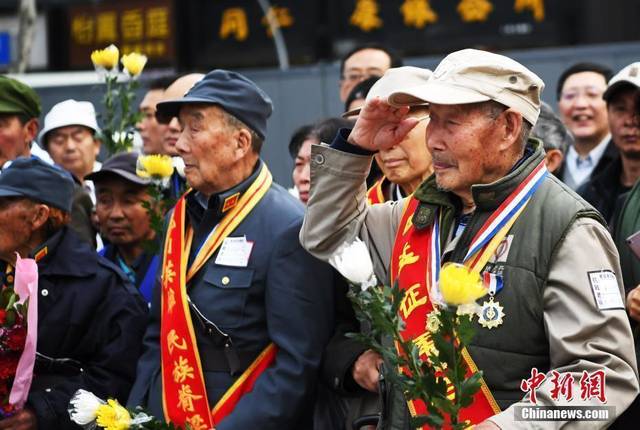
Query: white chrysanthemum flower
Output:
[[68, 389, 105, 425], [330, 238, 378, 290]]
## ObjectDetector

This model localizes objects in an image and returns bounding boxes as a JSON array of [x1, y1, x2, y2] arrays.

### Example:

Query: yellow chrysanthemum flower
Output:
[[95, 399, 131, 430], [136, 154, 174, 180], [438, 263, 487, 306], [121, 52, 148, 77], [91, 44, 119, 70]]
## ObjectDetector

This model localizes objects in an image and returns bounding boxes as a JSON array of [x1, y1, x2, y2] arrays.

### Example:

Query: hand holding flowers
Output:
[[331, 239, 488, 429]]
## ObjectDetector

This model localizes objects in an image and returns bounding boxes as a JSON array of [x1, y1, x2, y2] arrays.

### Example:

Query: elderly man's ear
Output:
[[544, 149, 564, 174], [234, 128, 254, 158], [499, 109, 524, 151], [30, 204, 51, 231]]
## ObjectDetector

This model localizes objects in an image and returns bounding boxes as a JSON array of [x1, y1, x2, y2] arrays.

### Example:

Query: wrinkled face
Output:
[[292, 138, 315, 204], [137, 89, 168, 155], [46, 125, 100, 180], [375, 107, 431, 190], [608, 87, 640, 159], [0, 197, 35, 261], [339, 49, 391, 102], [95, 177, 154, 246], [426, 103, 505, 197], [176, 105, 239, 195], [0, 114, 33, 167], [558, 72, 609, 143]]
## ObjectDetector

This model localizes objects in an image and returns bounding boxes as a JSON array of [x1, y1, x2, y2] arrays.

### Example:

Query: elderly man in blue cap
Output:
[[128, 70, 335, 430], [0, 157, 147, 430]]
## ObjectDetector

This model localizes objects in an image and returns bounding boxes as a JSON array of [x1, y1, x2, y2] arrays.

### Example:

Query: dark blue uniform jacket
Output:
[[14, 227, 148, 429], [128, 162, 335, 429]]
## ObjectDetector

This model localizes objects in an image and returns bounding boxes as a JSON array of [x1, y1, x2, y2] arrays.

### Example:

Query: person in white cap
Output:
[[301, 48, 638, 429], [344, 66, 433, 204], [39, 99, 102, 203], [578, 62, 640, 224]]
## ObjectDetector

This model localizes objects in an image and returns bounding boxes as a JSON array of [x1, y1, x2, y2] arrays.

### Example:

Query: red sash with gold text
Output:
[[391, 198, 500, 427], [389, 160, 548, 427], [160, 165, 276, 429]]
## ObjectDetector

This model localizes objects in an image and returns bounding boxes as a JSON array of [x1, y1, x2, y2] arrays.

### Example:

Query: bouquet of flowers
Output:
[[331, 239, 488, 429], [0, 256, 38, 418], [91, 44, 148, 154], [69, 390, 185, 430]]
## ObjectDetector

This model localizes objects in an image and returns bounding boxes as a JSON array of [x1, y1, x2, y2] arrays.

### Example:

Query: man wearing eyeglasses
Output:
[[556, 63, 617, 190], [339, 44, 403, 104]]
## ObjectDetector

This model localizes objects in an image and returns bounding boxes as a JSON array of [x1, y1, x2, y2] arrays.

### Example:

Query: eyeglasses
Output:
[[559, 87, 605, 103]]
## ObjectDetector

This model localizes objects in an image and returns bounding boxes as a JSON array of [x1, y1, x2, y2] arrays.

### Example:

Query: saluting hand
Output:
[[0, 408, 37, 430], [347, 98, 419, 152], [626, 285, 640, 322]]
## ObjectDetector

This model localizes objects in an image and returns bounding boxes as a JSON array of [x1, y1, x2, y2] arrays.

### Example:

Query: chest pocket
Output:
[[200, 265, 255, 328]]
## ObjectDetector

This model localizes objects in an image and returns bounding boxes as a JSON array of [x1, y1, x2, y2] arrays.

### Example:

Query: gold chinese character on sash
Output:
[[71, 15, 95, 45], [350, 0, 383, 32], [167, 289, 176, 314], [121, 9, 144, 41], [398, 243, 420, 275], [412, 331, 437, 358], [457, 0, 493, 22], [167, 329, 187, 354], [514, 0, 544, 21], [186, 415, 208, 430], [400, 284, 427, 318], [146, 7, 170, 38], [220, 8, 249, 41], [173, 356, 195, 383], [96, 12, 117, 43], [177, 384, 203, 412], [163, 260, 176, 289], [261, 7, 294, 38], [400, 0, 438, 29], [402, 213, 414, 236]]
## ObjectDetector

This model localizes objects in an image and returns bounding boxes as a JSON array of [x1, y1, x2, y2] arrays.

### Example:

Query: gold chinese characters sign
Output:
[[68, 0, 175, 68]]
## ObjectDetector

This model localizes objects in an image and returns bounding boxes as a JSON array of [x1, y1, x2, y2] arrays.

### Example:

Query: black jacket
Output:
[[557, 138, 618, 188], [19, 227, 148, 429], [577, 155, 631, 224]]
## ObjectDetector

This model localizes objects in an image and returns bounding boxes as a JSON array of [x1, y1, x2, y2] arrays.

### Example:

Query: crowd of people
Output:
[[0, 42, 638, 430]]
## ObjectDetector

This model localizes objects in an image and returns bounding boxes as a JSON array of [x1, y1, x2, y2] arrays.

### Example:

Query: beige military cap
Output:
[[388, 48, 545, 125], [342, 66, 432, 118], [603, 62, 640, 102]]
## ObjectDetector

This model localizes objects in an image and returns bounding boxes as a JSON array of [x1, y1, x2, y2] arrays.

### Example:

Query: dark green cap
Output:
[[0, 75, 41, 119]]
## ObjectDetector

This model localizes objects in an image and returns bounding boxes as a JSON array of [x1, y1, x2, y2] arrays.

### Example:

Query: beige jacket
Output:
[[300, 144, 639, 429]]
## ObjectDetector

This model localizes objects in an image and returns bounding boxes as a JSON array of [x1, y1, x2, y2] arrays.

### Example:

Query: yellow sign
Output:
[[514, 0, 544, 22], [261, 6, 294, 37], [220, 8, 250, 41], [400, 0, 438, 29], [350, 0, 383, 32], [121, 9, 144, 41], [458, 0, 494, 22]]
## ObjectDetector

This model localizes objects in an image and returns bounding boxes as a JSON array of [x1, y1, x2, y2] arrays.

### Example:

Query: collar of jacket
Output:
[[585, 152, 623, 193], [185, 159, 263, 222], [412, 138, 546, 230], [32, 227, 98, 277]]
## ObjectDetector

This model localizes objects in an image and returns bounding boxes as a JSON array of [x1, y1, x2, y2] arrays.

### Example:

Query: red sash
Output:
[[390, 197, 501, 428], [160, 165, 276, 429], [367, 177, 387, 204]]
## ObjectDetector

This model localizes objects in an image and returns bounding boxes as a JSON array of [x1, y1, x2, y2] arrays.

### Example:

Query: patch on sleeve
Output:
[[588, 270, 625, 310]]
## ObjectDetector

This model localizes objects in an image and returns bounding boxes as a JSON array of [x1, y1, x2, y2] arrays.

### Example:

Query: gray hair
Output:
[[531, 102, 573, 154]]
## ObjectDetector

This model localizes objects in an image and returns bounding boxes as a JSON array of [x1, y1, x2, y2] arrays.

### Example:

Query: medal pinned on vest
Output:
[[479, 271, 505, 329]]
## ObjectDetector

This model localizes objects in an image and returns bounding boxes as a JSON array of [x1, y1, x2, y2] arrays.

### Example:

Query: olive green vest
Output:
[[413, 140, 604, 411]]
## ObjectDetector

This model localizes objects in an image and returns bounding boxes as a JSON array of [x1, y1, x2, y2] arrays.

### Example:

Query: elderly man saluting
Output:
[[301, 49, 639, 428], [128, 70, 335, 429]]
